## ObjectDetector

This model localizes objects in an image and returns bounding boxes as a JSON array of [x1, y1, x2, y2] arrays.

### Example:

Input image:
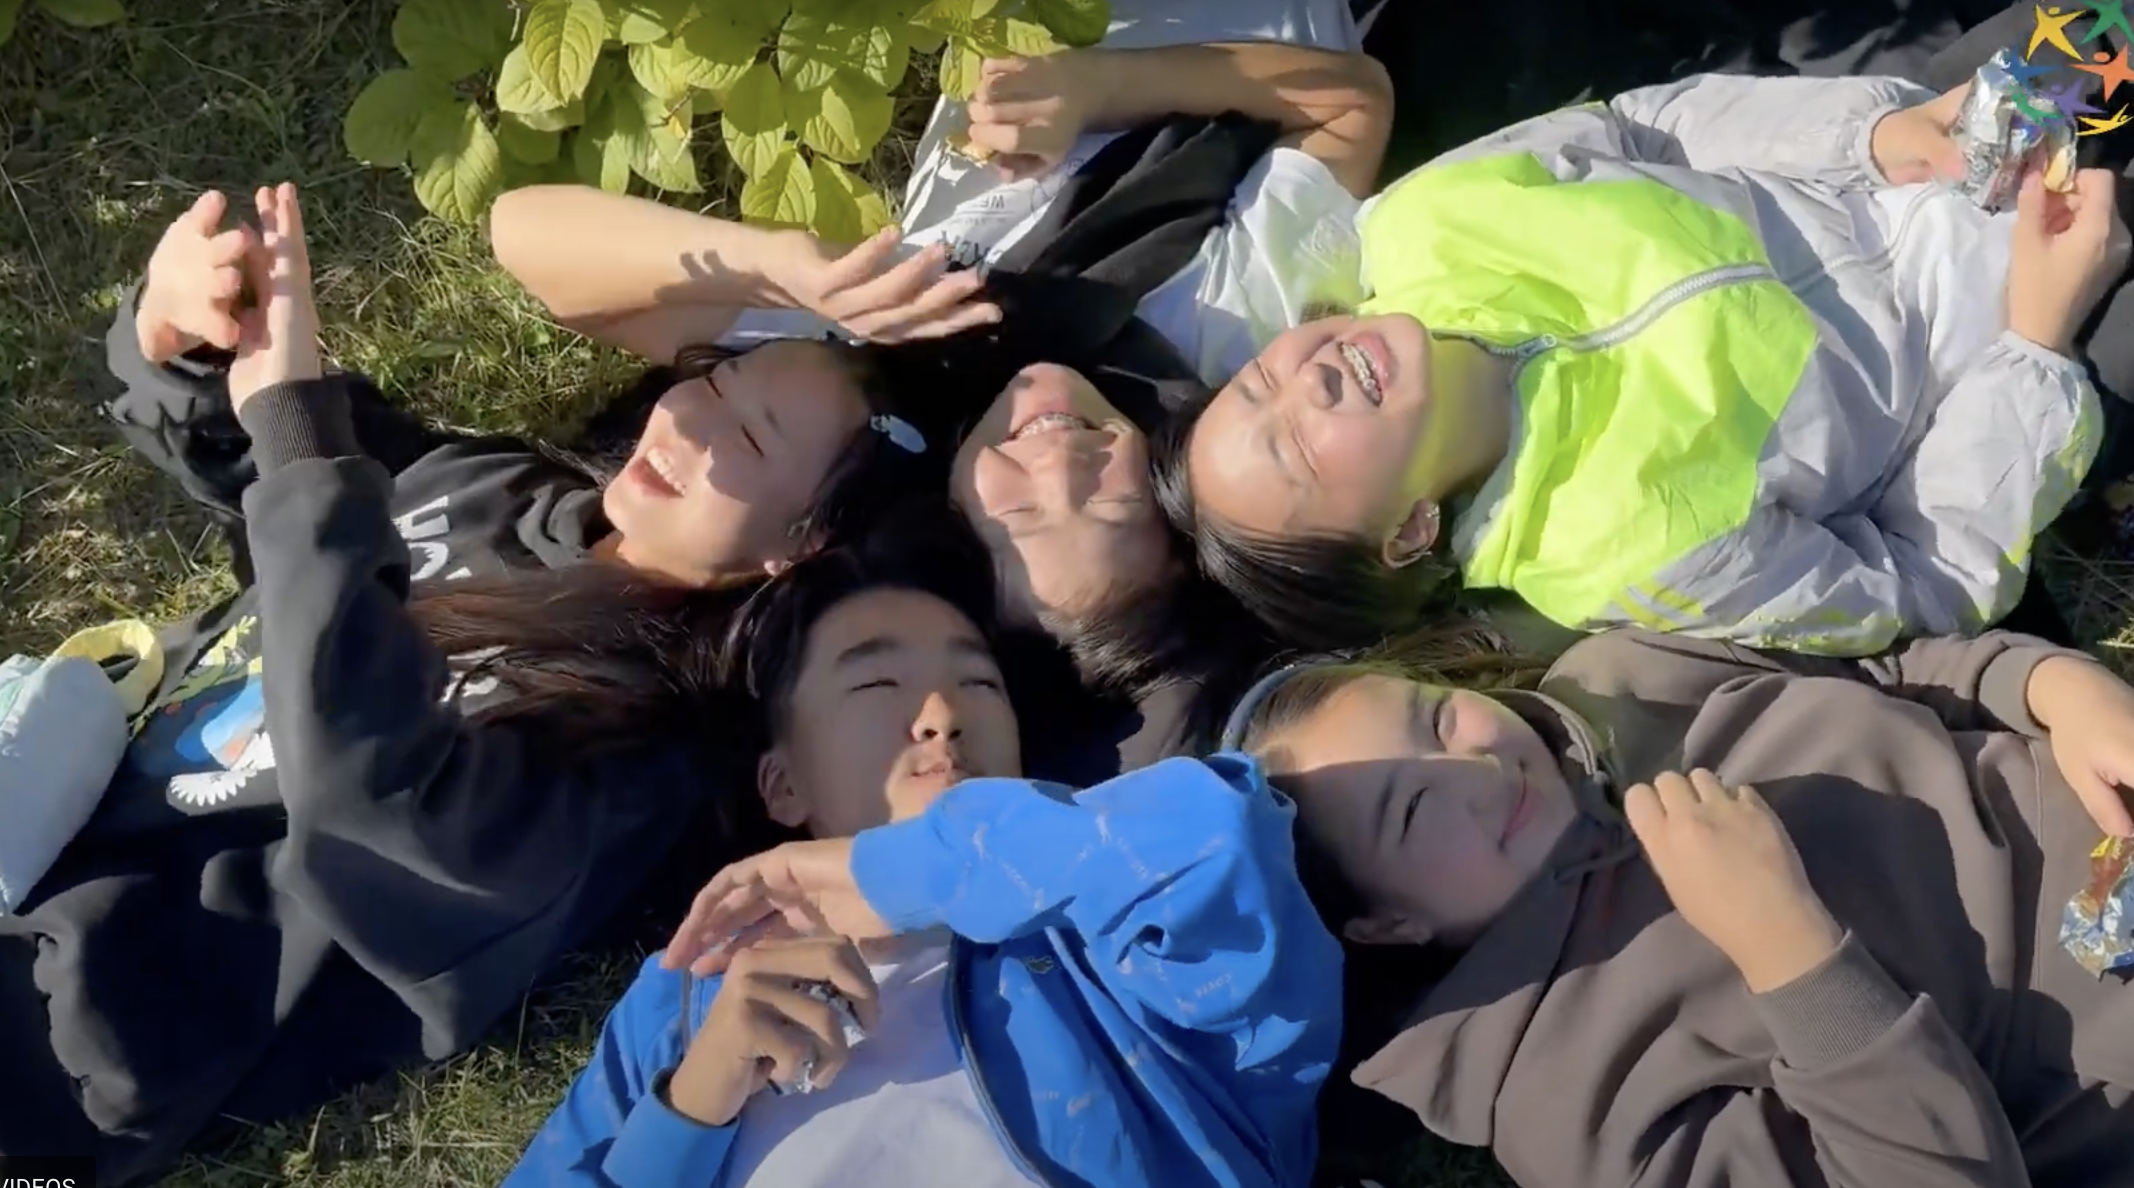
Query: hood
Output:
[[1348, 687, 1640, 1149]]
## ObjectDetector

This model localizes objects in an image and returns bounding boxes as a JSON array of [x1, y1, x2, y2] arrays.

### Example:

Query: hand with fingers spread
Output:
[[1625, 769, 1843, 994], [662, 838, 891, 977], [227, 182, 322, 412], [2007, 166, 2132, 356], [137, 190, 257, 364], [1868, 84, 1969, 187], [966, 52, 1105, 181], [770, 227, 1000, 343], [664, 936, 881, 1126], [2027, 656, 2134, 839]]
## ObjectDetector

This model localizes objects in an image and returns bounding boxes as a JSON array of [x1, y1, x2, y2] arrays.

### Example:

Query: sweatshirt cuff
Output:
[[849, 811, 957, 934], [601, 1069, 739, 1188], [1854, 101, 1906, 187], [235, 378, 361, 473], [1752, 932, 1914, 1070], [1978, 640, 2096, 739]]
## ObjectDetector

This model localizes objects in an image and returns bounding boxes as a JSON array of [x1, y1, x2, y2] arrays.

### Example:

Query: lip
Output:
[[1499, 773, 1533, 848]]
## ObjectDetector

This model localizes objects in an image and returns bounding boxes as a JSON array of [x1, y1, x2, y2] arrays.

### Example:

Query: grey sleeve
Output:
[[1559, 935, 2030, 1188], [1871, 332, 2103, 638], [1606, 73, 1934, 183]]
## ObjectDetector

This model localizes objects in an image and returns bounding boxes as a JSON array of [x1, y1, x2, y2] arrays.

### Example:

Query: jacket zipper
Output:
[[949, 938, 1056, 1187], [1445, 261, 1778, 381]]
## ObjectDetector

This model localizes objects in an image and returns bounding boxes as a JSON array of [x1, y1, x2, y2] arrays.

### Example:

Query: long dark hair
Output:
[[1150, 411, 1460, 651], [409, 339, 935, 756]]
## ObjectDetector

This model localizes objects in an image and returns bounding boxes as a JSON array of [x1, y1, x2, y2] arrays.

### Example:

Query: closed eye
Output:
[[1402, 786, 1424, 837], [851, 679, 898, 692]]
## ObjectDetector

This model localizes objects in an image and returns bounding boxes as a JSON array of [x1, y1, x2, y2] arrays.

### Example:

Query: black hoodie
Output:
[[0, 293, 730, 1184]]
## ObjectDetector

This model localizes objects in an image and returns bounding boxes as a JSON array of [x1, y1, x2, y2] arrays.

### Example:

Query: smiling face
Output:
[[1188, 312, 1497, 567], [1253, 671, 1579, 946], [759, 587, 1023, 840], [602, 340, 871, 586], [951, 362, 1174, 628]]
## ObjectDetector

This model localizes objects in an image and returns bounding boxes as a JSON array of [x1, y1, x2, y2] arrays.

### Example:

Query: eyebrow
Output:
[[833, 633, 995, 667]]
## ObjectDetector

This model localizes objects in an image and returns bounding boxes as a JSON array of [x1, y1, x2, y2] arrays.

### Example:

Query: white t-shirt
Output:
[[720, 932, 1042, 1188], [723, 0, 1368, 387]]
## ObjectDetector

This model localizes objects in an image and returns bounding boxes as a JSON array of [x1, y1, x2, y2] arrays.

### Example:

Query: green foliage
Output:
[[0, 0, 127, 48], [343, 0, 1109, 233]]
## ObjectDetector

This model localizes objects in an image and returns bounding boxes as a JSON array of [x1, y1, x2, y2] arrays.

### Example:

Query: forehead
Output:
[[1261, 673, 1420, 770], [795, 588, 990, 681]]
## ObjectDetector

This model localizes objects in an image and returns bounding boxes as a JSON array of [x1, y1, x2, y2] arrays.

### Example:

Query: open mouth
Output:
[[1339, 340, 1385, 405], [631, 448, 687, 498], [1009, 411, 1093, 441]]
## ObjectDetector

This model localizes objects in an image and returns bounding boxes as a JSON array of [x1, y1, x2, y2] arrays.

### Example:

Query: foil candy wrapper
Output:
[[2061, 836, 2134, 977], [1949, 47, 2078, 211], [768, 980, 869, 1096]]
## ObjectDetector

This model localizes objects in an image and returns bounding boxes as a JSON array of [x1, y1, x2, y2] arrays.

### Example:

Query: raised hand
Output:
[[227, 183, 322, 412], [772, 227, 1000, 342], [2007, 167, 2132, 356], [137, 190, 255, 363]]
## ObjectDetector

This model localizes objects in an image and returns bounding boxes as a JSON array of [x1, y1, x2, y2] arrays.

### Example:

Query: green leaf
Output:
[[497, 111, 563, 164], [718, 60, 787, 177], [637, 35, 751, 105], [1026, 0, 1104, 47], [33, 0, 123, 27], [411, 102, 505, 224], [854, 186, 890, 236], [513, 95, 587, 132], [808, 155, 863, 243], [635, 116, 701, 192], [692, 87, 723, 116], [391, 0, 512, 81], [674, 8, 770, 95], [740, 142, 816, 228], [966, 15, 1060, 57], [777, 12, 896, 92], [570, 88, 646, 193], [902, 23, 944, 54], [343, 68, 457, 167], [910, 0, 986, 37], [496, 44, 560, 113], [522, 0, 606, 104], [793, 69, 891, 164], [687, 0, 786, 48], [0, 0, 25, 47], [938, 37, 982, 100]]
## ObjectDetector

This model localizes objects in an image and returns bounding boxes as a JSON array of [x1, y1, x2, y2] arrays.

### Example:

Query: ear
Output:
[[1343, 913, 1432, 947], [1381, 499, 1441, 569], [756, 749, 808, 829]]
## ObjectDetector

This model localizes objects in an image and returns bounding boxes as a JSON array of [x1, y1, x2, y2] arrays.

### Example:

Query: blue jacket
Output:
[[502, 754, 1344, 1188]]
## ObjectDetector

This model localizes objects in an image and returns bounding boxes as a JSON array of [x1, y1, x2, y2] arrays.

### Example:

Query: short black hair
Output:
[[1149, 410, 1459, 652], [723, 500, 1002, 745]]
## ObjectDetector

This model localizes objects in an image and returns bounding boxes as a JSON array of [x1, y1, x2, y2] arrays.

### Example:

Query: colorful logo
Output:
[[2020, 3, 2134, 137]]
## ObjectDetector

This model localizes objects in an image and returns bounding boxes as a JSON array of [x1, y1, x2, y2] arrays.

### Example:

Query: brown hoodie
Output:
[[1353, 628, 2134, 1188]]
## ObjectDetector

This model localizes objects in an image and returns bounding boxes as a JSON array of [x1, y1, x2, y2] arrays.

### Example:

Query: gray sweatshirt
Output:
[[1354, 628, 2133, 1188]]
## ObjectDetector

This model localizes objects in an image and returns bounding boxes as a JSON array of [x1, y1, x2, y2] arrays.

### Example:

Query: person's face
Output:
[[951, 362, 1172, 627], [1255, 672, 1580, 946], [759, 588, 1023, 839], [603, 341, 869, 586], [1187, 313, 1446, 565]]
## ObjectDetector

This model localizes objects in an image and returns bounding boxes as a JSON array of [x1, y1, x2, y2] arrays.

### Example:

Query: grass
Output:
[[6, 3, 2134, 1187]]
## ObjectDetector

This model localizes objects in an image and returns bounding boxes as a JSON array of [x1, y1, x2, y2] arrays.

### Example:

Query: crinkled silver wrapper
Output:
[[768, 980, 870, 1096], [1949, 47, 2078, 210], [2061, 836, 2134, 978]]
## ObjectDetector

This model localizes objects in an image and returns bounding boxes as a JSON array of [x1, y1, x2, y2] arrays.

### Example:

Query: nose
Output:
[[910, 691, 963, 743]]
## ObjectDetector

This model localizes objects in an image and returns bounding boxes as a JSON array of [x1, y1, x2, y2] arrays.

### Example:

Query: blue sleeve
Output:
[[502, 956, 740, 1188], [849, 754, 1344, 1035]]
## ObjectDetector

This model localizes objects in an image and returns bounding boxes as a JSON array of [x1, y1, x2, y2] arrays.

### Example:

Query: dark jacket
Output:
[[1354, 627, 2134, 1188], [0, 294, 728, 1184]]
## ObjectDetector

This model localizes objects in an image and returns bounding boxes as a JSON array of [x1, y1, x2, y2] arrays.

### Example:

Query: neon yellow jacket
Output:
[[1359, 74, 2100, 655]]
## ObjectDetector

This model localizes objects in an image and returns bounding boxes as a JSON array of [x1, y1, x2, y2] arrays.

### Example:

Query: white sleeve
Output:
[[1149, 146, 1367, 385]]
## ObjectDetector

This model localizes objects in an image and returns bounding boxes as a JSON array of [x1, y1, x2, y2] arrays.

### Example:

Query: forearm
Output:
[[1075, 43, 1391, 194], [489, 185, 804, 328]]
